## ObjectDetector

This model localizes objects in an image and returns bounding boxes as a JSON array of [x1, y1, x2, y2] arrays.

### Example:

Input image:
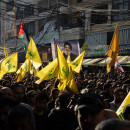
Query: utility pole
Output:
[[3, 1, 6, 45], [107, 1, 112, 25], [12, 0, 17, 37], [56, 0, 60, 40], [34, 0, 38, 38]]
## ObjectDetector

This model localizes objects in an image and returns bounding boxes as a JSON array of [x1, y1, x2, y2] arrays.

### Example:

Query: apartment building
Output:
[[59, 0, 130, 57]]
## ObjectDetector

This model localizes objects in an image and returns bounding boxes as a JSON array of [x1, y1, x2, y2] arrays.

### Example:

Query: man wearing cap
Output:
[[75, 93, 118, 130], [63, 42, 77, 61]]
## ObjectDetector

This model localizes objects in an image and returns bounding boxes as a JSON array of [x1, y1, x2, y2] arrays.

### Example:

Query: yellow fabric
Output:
[[17, 59, 30, 81], [4, 46, 8, 57], [35, 58, 58, 84], [26, 38, 42, 69], [1, 52, 18, 74], [116, 92, 130, 119], [17, 68, 23, 82], [106, 24, 119, 73], [107, 64, 111, 73], [67, 55, 71, 64], [106, 24, 119, 58], [67, 66, 78, 94], [58, 79, 67, 91], [0, 71, 5, 79], [69, 51, 85, 73], [57, 44, 69, 81]]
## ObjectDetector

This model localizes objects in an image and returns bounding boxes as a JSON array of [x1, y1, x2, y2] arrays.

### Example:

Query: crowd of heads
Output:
[[0, 67, 130, 130]]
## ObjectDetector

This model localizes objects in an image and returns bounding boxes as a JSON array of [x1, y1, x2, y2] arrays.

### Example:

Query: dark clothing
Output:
[[63, 53, 77, 61], [109, 101, 118, 112], [34, 112, 49, 130], [47, 100, 55, 112], [48, 107, 78, 130]]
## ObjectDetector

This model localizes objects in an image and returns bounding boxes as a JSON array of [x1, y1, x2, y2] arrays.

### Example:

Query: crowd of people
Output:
[[0, 68, 130, 130]]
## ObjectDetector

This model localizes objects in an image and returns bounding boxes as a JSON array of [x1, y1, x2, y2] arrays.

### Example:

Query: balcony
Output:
[[59, 27, 84, 41]]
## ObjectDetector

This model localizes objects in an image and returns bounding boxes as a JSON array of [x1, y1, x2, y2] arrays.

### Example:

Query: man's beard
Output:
[[64, 50, 71, 55]]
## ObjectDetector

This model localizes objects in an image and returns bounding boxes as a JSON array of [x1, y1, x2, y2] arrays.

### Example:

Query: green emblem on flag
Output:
[[72, 61, 78, 67], [62, 67, 69, 77], [48, 68, 54, 77], [28, 52, 36, 59], [5, 58, 15, 71], [24, 64, 28, 71]]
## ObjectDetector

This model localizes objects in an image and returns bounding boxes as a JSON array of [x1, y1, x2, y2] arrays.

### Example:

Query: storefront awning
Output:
[[97, 56, 130, 65], [82, 58, 103, 65]]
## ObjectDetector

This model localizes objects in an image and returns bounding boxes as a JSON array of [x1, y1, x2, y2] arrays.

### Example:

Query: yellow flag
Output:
[[69, 51, 85, 73], [0, 71, 5, 79], [4, 46, 8, 57], [107, 64, 111, 73], [58, 79, 67, 91], [17, 59, 30, 81], [35, 58, 58, 84], [17, 68, 23, 82], [67, 66, 78, 94], [1, 52, 18, 74], [116, 92, 130, 119], [106, 24, 119, 73], [67, 55, 71, 64], [26, 38, 42, 69], [32, 66, 38, 77], [57, 44, 69, 81], [106, 24, 119, 58]]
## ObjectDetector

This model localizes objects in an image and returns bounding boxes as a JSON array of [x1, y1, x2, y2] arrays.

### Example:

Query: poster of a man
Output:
[[51, 40, 80, 61], [63, 42, 77, 61]]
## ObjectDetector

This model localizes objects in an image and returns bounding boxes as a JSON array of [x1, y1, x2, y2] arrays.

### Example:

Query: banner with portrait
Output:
[[51, 40, 80, 60]]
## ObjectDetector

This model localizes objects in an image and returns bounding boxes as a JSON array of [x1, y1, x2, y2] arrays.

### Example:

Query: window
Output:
[[107, 31, 114, 45], [112, 0, 129, 21], [77, 0, 82, 3], [24, 22, 35, 37]]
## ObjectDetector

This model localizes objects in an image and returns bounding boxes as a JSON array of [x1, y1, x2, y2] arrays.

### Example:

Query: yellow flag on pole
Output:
[[26, 38, 42, 69], [17, 59, 30, 81], [106, 24, 119, 58], [57, 44, 69, 81], [4, 45, 8, 57], [107, 63, 111, 73], [17, 68, 23, 82], [1, 52, 18, 74], [116, 92, 130, 119], [67, 66, 78, 94], [106, 24, 119, 72], [35, 58, 58, 84], [69, 51, 85, 73]]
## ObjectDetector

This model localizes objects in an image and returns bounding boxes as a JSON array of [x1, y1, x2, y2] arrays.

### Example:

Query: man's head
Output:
[[35, 92, 49, 112], [51, 88, 59, 100], [8, 104, 35, 130], [75, 93, 104, 130], [113, 87, 124, 103], [11, 83, 25, 102], [2, 87, 13, 98], [95, 119, 130, 130], [58, 91, 70, 107], [0, 97, 16, 124], [64, 42, 72, 55]]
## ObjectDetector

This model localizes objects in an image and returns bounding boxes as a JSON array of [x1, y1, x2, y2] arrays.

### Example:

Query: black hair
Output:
[[58, 91, 70, 106], [51, 88, 59, 95], [76, 93, 104, 115], [114, 87, 124, 94], [36, 91, 49, 102], [95, 119, 130, 130], [64, 42, 72, 50]]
